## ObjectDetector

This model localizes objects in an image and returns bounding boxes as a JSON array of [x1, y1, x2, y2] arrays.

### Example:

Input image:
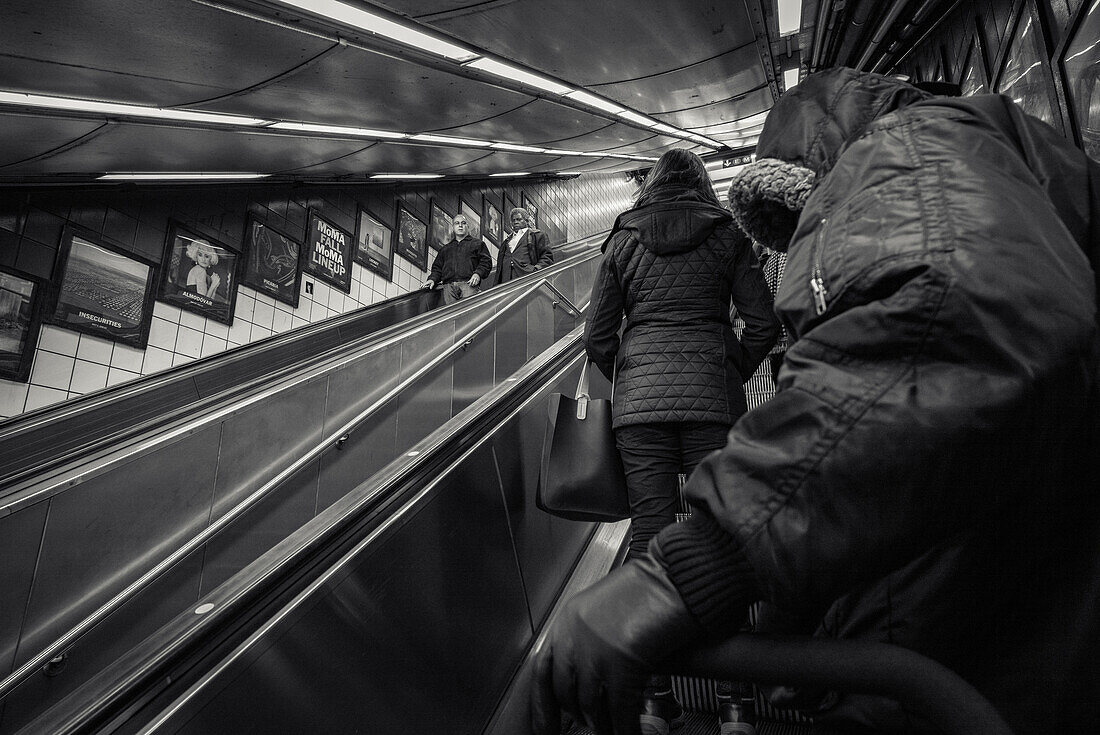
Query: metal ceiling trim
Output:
[[744, 0, 781, 103]]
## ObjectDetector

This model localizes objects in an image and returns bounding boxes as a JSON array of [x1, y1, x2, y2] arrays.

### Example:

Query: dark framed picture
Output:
[[521, 192, 539, 228], [303, 211, 353, 293], [0, 266, 45, 382], [460, 199, 482, 242], [992, 0, 1064, 133], [429, 200, 453, 252], [49, 227, 158, 348], [483, 197, 502, 245], [960, 23, 990, 96], [242, 216, 302, 308], [395, 202, 428, 271], [1056, 0, 1100, 158], [354, 207, 393, 282], [159, 222, 241, 326]]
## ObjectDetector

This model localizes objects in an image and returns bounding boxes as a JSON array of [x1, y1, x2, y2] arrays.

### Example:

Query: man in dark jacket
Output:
[[533, 68, 1100, 734], [423, 214, 492, 304], [495, 207, 553, 284]]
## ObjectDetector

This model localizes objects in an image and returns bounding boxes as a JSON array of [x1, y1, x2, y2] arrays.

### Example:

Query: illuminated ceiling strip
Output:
[[563, 89, 626, 115], [777, 0, 802, 36], [491, 142, 549, 153], [0, 91, 269, 126], [269, 121, 407, 139], [464, 58, 572, 95], [409, 133, 493, 147], [617, 110, 657, 127], [370, 173, 444, 179], [490, 172, 531, 177], [98, 173, 271, 180], [267, 0, 478, 62]]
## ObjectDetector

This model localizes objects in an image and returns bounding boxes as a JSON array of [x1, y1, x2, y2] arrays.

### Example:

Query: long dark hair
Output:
[[634, 148, 721, 207]]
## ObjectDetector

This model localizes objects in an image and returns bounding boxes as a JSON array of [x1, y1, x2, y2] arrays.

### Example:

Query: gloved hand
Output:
[[530, 551, 704, 735]]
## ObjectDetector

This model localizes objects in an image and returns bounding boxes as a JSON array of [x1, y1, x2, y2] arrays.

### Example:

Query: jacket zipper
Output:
[[809, 217, 829, 315]]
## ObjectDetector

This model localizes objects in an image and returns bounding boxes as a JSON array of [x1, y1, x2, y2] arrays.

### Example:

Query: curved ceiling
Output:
[[0, 1, 963, 186]]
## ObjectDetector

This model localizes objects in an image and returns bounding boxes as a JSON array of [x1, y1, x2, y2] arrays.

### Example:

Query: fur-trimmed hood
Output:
[[728, 68, 930, 251]]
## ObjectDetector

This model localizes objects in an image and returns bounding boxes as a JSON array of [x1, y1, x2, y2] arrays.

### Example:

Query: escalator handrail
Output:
[[0, 230, 608, 496], [668, 634, 1014, 735], [0, 241, 604, 514], [15, 328, 591, 735], [0, 278, 588, 704]]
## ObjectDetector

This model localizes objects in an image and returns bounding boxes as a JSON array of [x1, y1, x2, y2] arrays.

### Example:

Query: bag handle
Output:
[[575, 359, 591, 420]]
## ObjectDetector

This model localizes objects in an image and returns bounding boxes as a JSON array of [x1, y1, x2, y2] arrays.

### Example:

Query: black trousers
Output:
[[614, 421, 731, 561]]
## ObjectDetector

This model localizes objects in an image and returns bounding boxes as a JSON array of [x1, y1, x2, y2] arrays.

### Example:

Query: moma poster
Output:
[[304, 211, 353, 293]]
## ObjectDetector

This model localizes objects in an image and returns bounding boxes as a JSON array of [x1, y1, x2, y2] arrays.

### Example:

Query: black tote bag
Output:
[[537, 359, 629, 522]]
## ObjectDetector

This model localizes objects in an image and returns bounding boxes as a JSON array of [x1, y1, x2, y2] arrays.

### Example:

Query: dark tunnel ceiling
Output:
[[0, 1, 956, 186]]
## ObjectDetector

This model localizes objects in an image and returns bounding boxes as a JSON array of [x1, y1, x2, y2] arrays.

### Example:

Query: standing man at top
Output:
[[423, 214, 492, 305], [495, 207, 553, 284]]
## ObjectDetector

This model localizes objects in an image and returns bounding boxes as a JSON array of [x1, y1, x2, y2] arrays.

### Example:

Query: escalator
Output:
[[8, 326, 1013, 735], [0, 235, 606, 733]]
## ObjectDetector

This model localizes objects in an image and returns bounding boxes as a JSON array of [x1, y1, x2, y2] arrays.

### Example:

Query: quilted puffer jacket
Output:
[[655, 68, 1100, 733], [584, 185, 779, 429]]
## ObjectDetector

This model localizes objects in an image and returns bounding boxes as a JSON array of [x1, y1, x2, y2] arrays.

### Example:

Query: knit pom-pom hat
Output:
[[726, 158, 815, 252]]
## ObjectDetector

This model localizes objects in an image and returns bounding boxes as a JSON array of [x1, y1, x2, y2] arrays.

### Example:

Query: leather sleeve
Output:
[[532, 231, 554, 268], [727, 233, 780, 381], [473, 238, 493, 279]]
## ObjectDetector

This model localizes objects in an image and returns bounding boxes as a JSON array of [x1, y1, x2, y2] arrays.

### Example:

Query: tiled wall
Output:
[[0, 171, 637, 420]]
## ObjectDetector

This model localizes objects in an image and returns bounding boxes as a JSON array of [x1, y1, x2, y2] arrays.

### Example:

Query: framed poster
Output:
[[0, 266, 44, 382], [303, 211, 353, 293], [521, 192, 539, 228], [159, 222, 241, 326], [429, 200, 453, 252], [993, 0, 1063, 132], [1057, 0, 1100, 158], [483, 197, 502, 245], [241, 216, 302, 308], [395, 203, 428, 271], [48, 227, 157, 348], [460, 199, 482, 242], [354, 208, 393, 282]]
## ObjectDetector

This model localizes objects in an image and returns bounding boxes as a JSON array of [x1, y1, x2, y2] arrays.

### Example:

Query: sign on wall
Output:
[[303, 211, 353, 294], [158, 222, 241, 326], [242, 216, 303, 308]]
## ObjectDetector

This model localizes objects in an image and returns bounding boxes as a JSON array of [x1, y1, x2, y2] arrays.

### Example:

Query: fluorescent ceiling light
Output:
[[616, 110, 657, 127], [563, 90, 625, 115], [651, 122, 684, 136], [98, 173, 270, 180], [0, 91, 269, 126], [269, 121, 407, 139], [370, 173, 444, 179], [410, 133, 493, 147], [490, 172, 531, 177], [777, 0, 802, 36], [464, 58, 572, 95], [783, 68, 801, 91], [269, 0, 477, 61], [542, 149, 584, 156], [490, 142, 549, 153]]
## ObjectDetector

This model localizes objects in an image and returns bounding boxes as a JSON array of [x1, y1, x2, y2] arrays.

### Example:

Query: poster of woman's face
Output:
[[522, 193, 539, 229], [0, 267, 44, 382], [48, 228, 158, 348], [460, 200, 482, 242], [395, 203, 427, 270], [242, 217, 302, 308], [159, 222, 240, 325], [354, 208, 393, 282], [429, 201, 453, 252], [483, 198, 502, 244]]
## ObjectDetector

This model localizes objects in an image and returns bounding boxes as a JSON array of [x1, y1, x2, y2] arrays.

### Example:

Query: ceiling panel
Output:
[[591, 45, 766, 114], [198, 44, 535, 131], [0, 114, 107, 168], [284, 142, 498, 175], [654, 87, 774, 130], [382, 0, 756, 86], [437, 150, 564, 175], [539, 123, 661, 152], [0, 123, 372, 177], [0, 0, 330, 107], [433, 99, 610, 145]]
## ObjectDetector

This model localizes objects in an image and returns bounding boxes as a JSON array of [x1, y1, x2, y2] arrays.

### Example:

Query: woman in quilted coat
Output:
[[583, 147, 780, 733]]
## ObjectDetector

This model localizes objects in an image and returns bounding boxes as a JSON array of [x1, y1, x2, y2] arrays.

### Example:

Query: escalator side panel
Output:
[[494, 306, 531, 384], [0, 548, 207, 734], [11, 426, 222, 670], [452, 323, 498, 417], [394, 364, 455, 462], [0, 503, 49, 682], [525, 295, 557, 365], [320, 342, 403, 442], [315, 400, 398, 516], [199, 459, 323, 597], [207, 378, 329, 521], [169, 445, 532, 735]]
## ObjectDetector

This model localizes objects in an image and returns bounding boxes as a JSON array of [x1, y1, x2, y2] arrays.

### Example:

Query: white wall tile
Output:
[[172, 352, 195, 367], [228, 318, 252, 345], [153, 302, 182, 323], [204, 319, 229, 340], [76, 335, 113, 364], [201, 333, 228, 358], [38, 325, 79, 356], [30, 351, 75, 391], [175, 325, 203, 358], [70, 359, 110, 394], [142, 346, 174, 375], [0, 381, 29, 418], [251, 325, 272, 341], [25, 385, 68, 412], [107, 367, 140, 387], [179, 310, 205, 332], [272, 310, 293, 333], [111, 344, 145, 372], [253, 301, 275, 330], [235, 291, 256, 322], [147, 317, 178, 351]]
